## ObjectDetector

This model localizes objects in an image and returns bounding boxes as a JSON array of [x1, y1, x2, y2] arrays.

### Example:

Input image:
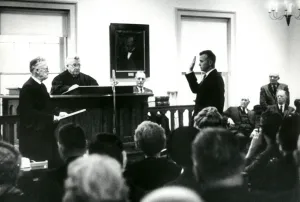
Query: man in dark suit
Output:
[[38, 123, 87, 202], [133, 71, 153, 93], [224, 97, 257, 137], [117, 36, 144, 71], [260, 73, 289, 110], [265, 89, 294, 117], [185, 50, 225, 122], [19, 57, 67, 168]]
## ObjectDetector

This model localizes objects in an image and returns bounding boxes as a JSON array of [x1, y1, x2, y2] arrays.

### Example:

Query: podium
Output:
[[0, 86, 153, 142]]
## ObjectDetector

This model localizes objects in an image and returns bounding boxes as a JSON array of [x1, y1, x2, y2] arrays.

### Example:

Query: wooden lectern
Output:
[[53, 85, 153, 141]]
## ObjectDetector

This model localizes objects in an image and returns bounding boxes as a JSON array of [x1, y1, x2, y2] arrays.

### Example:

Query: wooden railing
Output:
[[148, 105, 194, 131], [0, 115, 19, 145]]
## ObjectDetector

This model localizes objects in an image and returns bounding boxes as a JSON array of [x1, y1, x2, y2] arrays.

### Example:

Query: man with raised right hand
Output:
[[185, 50, 225, 125]]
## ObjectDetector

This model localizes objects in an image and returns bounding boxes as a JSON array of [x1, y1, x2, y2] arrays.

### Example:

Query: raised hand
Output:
[[189, 56, 196, 72]]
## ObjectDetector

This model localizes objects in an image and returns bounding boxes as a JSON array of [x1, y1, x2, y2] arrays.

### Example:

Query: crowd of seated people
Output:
[[1, 93, 300, 202]]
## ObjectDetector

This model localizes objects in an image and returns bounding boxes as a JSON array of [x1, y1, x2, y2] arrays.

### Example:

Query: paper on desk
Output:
[[58, 109, 86, 121]]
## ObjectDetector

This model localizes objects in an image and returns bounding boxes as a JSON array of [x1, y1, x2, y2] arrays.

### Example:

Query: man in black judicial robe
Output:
[[50, 56, 98, 95], [19, 57, 68, 168]]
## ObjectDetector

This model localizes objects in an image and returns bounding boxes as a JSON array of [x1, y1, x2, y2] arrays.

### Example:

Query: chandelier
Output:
[[269, 1, 300, 25]]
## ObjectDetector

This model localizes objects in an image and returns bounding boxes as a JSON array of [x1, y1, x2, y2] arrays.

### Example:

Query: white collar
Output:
[[31, 76, 42, 84], [204, 68, 215, 77]]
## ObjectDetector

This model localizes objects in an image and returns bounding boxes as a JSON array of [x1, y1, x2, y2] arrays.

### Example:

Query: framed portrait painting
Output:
[[110, 23, 150, 78]]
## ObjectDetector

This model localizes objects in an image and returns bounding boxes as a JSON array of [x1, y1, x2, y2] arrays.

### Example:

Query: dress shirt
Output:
[[31, 76, 42, 84]]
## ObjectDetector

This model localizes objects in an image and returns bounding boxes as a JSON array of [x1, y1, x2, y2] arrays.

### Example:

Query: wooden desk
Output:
[[0, 93, 152, 142]]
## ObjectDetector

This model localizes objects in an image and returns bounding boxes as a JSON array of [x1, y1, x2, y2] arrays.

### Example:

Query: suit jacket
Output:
[[265, 104, 295, 118], [133, 86, 153, 93], [124, 157, 181, 192], [37, 156, 79, 202], [19, 77, 59, 166], [260, 83, 289, 110], [186, 69, 225, 115], [117, 48, 144, 71], [224, 106, 256, 127]]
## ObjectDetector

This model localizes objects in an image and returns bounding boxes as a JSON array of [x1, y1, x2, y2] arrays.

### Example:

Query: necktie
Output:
[[203, 74, 207, 80], [280, 105, 283, 114], [241, 107, 246, 114], [272, 84, 277, 93], [139, 87, 143, 93]]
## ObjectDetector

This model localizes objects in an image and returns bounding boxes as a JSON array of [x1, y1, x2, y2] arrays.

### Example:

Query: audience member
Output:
[[133, 71, 152, 93], [38, 123, 87, 202], [193, 106, 224, 130], [244, 110, 298, 192], [124, 121, 181, 192], [88, 132, 145, 202], [19, 56, 67, 168], [141, 186, 203, 202], [265, 89, 294, 117], [192, 127, 250, 202], [294, 99, 300, 115], [63, 154, 128, 202], [88, 132, 126, 167], [224, 97, 256, 137], [167, 127, 199, 191], [51, 56, 98, 95], [185, 50, 225, 126], [0, 141, 28, 202], [260, 73, 290, 110]]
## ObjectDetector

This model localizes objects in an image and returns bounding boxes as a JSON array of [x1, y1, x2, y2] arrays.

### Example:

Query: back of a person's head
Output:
[[135, 121, 166, 157], [168, 126, 199, 167], [277, 114, 300, 152], [63, 154, 128, 202], [192, 127, 244, 182], [141, 186, 203, 202], [88, 132, 124, 166], [57, 123, 86, 157], [260, 110, 282, 142], [0, 141, 21, 185], [193, 107, 223, 129]]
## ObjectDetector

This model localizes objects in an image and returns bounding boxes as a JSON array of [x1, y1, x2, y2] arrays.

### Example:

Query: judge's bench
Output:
[[1, 86, 153, 149]]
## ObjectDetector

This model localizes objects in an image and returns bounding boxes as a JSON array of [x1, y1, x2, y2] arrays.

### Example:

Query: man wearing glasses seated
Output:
[[50, 56, 98, 95], [260, 73, 289, 111]]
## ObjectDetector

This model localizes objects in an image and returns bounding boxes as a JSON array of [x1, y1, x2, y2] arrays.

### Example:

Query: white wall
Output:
[[76, 0, 291, 109], [288, 18, 300, 107]]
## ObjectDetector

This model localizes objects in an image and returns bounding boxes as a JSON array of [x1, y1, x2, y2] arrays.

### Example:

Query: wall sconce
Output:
[[269, 2, 300, 25]]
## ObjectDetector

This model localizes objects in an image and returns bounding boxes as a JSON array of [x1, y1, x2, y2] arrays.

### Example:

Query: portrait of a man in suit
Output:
[[117, 34, 145, 71]]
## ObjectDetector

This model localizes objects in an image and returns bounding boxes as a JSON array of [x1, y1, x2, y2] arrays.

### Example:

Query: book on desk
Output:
[[62, 85, 135, 95]]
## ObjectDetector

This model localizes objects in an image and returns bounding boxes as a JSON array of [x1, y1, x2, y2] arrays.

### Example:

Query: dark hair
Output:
[[57, 123, 86, 150], [88, 133, 124, 165], [192, 127, 244, 182], [168, 126, 199, 167], [277, 114, 300, 152], [295, 99, 300, 112], [260, 110, 282, 142], [135, 121, 166, 157], [199, 50, 216, 67], [29, 56, 46, 73], [0, 141, 21, 184], [194, 107, 223, 129]]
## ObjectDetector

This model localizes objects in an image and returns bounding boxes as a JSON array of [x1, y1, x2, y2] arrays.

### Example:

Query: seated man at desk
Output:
[[133, 71, 152, 93], [50, 56, 98, 95]]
